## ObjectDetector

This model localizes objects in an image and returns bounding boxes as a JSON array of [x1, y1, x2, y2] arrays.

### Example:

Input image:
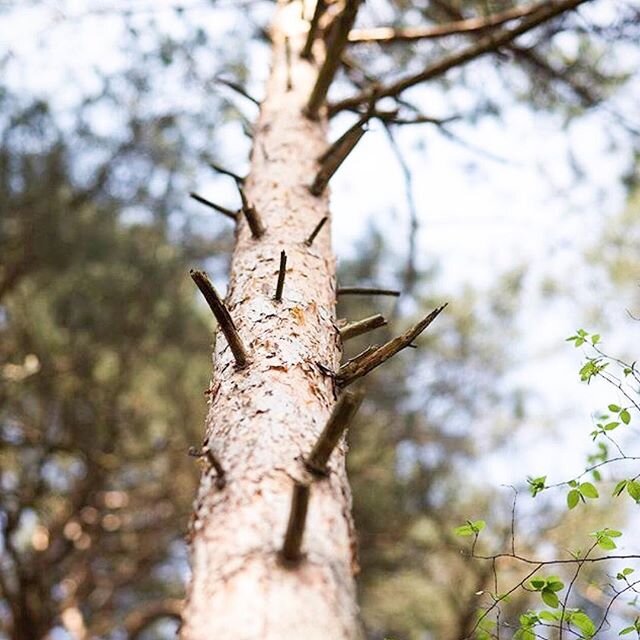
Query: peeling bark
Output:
[[181, 3, 361, 639]]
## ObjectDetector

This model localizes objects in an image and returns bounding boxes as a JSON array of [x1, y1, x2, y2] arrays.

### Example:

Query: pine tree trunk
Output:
[[181, 3, 361, 638]]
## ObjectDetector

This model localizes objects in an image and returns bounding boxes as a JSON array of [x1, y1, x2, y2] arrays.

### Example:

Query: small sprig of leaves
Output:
[[590, 527, 622, 551], [619, 617, 640, 636], [453, 519, 485, 537], [613, 478, 640, 503], [526, 575, 565, 609], [566, 480, 599, 509]]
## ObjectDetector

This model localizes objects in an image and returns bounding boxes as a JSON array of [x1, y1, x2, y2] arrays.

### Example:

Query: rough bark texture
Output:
[[181, 3, 361, 639]]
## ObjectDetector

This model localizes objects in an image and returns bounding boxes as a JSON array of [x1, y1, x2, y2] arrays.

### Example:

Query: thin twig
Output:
[[209, 161, 245, 183], [329, 0, 590, 115], [190, 269, 248, 368], [337, 286, 400, 297], [275, 250, 287, 301], [339, 314, 387, 341], [305, 390, 363, 474], [382, 123, 418, 294], [215, 76, 260, 106], [336, 304, 447, 386], [304, 216, 329, 247], [280, 482, 310, 565], [347, 0, 554, 43], [189, 192, 238, 221]]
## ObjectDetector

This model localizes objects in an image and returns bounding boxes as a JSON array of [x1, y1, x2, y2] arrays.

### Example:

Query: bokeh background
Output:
[[1, 1, 639, 638]]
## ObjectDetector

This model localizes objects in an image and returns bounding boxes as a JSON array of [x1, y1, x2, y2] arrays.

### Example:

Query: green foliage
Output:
[[620, 618, 640, 636], [528, 576, 564, 609], [527, 475, 546, 497], [454, 520, 486, 537]]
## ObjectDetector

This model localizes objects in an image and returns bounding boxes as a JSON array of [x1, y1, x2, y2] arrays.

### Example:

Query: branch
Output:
[[310, 118, 367, 195], [305, 0, 363, 119], [301, 0, 327, 59], [274, 250, 287, 301], [214, 76, 260, 106], [336, 303, 447, 386], [190, 270, 248, 368], [208, 161, 245, 183], [238, 183, 266, 238], [339, 313, 387, 341], [305, 390, 363, 474], [280, 482, 310, 566], [347, 0, 553, 44], [337, 286, 400, 297], [189, 193, 238, 221], [304, 216, 328, 247], [329, 0, 590, 114], [188, 446, 226, 489]]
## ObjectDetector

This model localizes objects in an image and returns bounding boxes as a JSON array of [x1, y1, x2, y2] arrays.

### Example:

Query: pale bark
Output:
[[181, 3, 361, 639]]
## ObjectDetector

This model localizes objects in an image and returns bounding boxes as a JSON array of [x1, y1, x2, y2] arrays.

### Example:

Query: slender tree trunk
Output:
[[181, 2, 361, 638]]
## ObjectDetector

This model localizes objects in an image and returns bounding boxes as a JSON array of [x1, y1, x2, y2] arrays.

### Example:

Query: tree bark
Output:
[[181, 2, 361, 639]]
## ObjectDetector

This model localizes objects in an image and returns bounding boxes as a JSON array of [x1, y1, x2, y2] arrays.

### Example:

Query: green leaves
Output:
[[527, 475, 547, 497], [616, 567, 634, 580], [578, 358, 608, 383], [579, 482, 599, 498], [566, 328, 589, 347], [590, 527, 622, 551], [528, 576, 564, 609], [454, 520, 486, 537], [517, 607, 596, 638], [568, 610, 596, 638], [567, 489, 580, 509], [566, 481, 599, 509], [619, 618, 640, 636]]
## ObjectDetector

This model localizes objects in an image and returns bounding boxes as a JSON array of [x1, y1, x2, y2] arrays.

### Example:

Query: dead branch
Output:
[[347, 0, 553, 44], [280, 482, 311, 565], [306, 0, 363, 119], [310, 119, 367, 195], [304, 216, 329, 247], [190, 270, 248, 368], [336, 303, 447, 386], [189, 193, 238, 221], [337, 286, 400, 297], [274, 250, 287, 301], [329, 0, 590, 115], [305, 390, 363, 474], [339, 314, 387, 341], [301, 0, 328, 59]]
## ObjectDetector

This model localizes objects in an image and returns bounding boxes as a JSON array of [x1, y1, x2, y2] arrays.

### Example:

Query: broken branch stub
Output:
[[339, 313, 387, 341], [188, 446, 226, 489], [190, 269, 249, 369], [274, 250, 287, 301], [305, 216, 329, 247], [305, 390, 363, 475], [336, 303, 447, 386], [238, 183, 266, 238], [280, 482, 311, 566], [310, 120, 367, 196]]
